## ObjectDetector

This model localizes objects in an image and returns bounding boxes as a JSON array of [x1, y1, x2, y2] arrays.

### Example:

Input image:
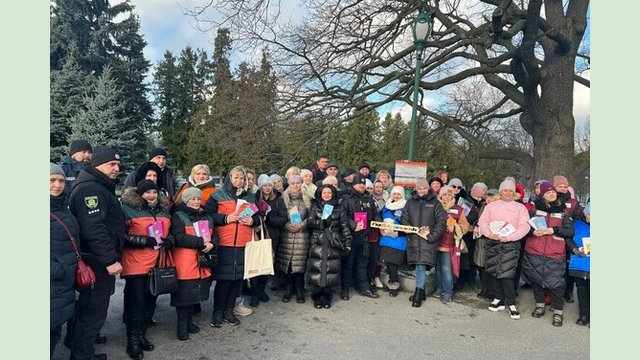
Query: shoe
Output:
[[210, 310, 223, 328], [576, 316, 589, 326], [360, 289, 379, 299], [389, 289, 398, 297], [250, 295, 259, 307], [411, 288, 425, 307], [314, 297, 323, 309], [488, 299, 505, 312], [223, 309, 241, 326], [410, 289, 427, 301], [340, 288, 350, 301], [552, 313, 563, 327], [508, 305, 520, 320], [93, 354, 108, 360], [282, 285, 294, 303], [531, 306, 546, 318], [187, 320, 200, 334], [295, 288, 306, 304], [139, 337, 154, 351], [233, 300, 253, 316], [443, 295, 452, 305], [374, 277, 384, 289], [370, 285, 378, 294], [433, 289, 443, 298], [95, 332, 107, 344], [520, 283, 532, 289], [126, 329, 144, 360], [259, 292, 270, 302]]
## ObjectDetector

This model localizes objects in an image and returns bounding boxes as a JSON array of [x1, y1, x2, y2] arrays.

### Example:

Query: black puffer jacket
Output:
[[485, 239, 521, 279], [340, 187, 381, 236], [256, 191, 287, 252], [522, 199, 574, 289], [69, 167, 126, 268], [50, 194, 79, 330], [306, 188, 353, 287], [400, 190, 446, 266]]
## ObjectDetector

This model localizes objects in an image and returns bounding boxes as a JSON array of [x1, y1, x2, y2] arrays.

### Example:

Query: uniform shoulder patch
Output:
[[85, 196, 99, 209]]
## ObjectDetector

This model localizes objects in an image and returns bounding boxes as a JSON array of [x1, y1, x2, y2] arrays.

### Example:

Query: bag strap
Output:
[[50, 211, 81, 259], [259, 217, 266, 240]]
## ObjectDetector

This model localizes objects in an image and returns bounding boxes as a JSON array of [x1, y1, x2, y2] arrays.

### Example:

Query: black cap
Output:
[[326, 162, 339, 170], [359, 161, 371, 170], [429, 176, 444, 187], [148, 147, 168, 159], [69, 140, 92, 155], [135, 179, 158, 195], [91, 146, 121, 167], [342, 168, 356, 178], [353, 174, 367, 185]]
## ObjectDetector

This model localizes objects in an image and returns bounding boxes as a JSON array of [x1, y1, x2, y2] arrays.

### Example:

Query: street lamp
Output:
[[408, 9, 433, 161]]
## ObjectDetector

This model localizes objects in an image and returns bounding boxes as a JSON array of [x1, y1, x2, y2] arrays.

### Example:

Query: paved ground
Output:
[[53, 278, 589, 360]]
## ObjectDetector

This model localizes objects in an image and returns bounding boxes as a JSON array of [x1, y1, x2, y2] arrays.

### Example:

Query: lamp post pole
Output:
[[407, 10, 433, 162]]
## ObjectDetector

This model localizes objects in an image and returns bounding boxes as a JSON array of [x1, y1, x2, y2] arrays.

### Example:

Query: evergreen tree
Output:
[[379, 112, 409, 168], [334, 108, 381, 168]]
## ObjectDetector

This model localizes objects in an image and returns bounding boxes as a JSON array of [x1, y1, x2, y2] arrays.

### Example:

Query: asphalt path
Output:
[[53, 278, 589, 360]]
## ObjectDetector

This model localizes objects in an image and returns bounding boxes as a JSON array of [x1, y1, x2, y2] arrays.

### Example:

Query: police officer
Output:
[[60, 139, 93, 194], [68, 146, 126, 360]]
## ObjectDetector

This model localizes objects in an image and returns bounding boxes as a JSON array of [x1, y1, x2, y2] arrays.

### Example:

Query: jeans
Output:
[[415, 265, 427, 290], [436, 251, 455, 297]]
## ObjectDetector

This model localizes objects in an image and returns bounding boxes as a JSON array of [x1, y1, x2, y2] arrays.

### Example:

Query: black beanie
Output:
[[136, 179, 158, 195], [353, 173, 367, 185], [429, 176, 444, 187], [91, 146, 121, 167], [148, 147, 168, 159], [359, 161, 371, 170], [342, 168, 356, 178], [69, 140, 92, 155]]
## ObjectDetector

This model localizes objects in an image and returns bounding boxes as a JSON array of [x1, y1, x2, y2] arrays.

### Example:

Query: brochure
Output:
[[528, 216, 548, 230], [239, 203, 259, 218], [289, 206, 302, 224], [148, 220, 164, 249], [489, 220, 506, 234], [497, 223, 516, 237], [322, 204, 334, 220], [581, 237, 590, 255], [193, 219, 211, 243], [235, 199, 248, 214], [354, 212, 368, 230]]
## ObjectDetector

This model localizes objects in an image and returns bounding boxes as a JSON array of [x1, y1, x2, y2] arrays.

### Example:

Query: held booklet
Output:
[[238, 203, 259, 218], [354, 212, 368, 230], [321, 204, 334, 220], [148, 220, 164, 250], [193, 219, 211, 243], [289, 206, 302, 224], [528, 216, 548, 230]]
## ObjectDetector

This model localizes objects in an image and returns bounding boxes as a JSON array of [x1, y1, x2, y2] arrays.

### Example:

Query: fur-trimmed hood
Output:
[[121, 186, 170, 211]]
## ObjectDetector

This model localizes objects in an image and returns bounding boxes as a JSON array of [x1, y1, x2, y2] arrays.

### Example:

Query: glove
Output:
[[573, 248, 587, 258], [145, 237, 158, 248], [159, 237, 173, 250]]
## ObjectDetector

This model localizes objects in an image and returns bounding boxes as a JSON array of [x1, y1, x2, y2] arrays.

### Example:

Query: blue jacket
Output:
[[60, 155, 89, 194], [379, 206, 407, 251], [568, 220, 590, 276]]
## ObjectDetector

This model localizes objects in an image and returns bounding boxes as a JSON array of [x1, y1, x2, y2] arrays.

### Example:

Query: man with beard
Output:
[[60, 139, 93, 194]]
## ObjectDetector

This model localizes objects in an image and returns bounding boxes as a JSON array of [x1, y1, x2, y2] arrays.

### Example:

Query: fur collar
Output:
[[282, 189, 312, 210], [121, 187, 170, 211]]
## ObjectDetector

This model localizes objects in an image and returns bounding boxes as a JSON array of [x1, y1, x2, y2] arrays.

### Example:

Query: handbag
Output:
[[50, 212, 96, 290], [198, 252, 218, 268], [244, 220, 274, 279], [148, 249, 179, 296]]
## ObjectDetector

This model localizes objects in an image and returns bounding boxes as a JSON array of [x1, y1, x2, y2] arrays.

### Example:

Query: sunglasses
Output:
[[451, 185, 461, 189]]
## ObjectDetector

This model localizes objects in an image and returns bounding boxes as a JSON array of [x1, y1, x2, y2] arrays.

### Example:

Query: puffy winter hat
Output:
[[353, 173, 367, 185], [498, 179, 516, 192], [91, 146, 121, 167], [449, 178, 463, 188], [181, 187, 203, 204], [257, 174, 273, 188], [50, 163, 65, 176], [342, 168, 356, 178], [359, 162, 371, 170], [148, 147, 168, 159], [390, 186, 406, 199], [288, 174, 303, 184], [136, 179, 158, 195], [487, 188, 499, 196], [69, 139, 92, 155], [539, 181, 555, 196], [428, 177, 443, 187], [553, 175, 569, 187], [415, 177, 429, 189], [270, 174, 283, 184], [438, 186, 454, 199]]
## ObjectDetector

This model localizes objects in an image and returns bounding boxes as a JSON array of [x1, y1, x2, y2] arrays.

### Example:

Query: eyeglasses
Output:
[[451, 185, 461, 189]]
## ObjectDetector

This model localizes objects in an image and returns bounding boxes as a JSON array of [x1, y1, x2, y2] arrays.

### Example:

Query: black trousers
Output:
[[533, 284, 565, 311], [124, 275, 157, 331], [51, 326, 62, 359], [367, 242, 380, 281], [386, 263, 399, 283], [70, 267, 115, 360], [574, 277, 590, 318], [514, 238, 527, 290], [213, 279, 242, 311], [478, 267, 493, 297], [341, 234, 369, 291], [488, 274, 517, 306]]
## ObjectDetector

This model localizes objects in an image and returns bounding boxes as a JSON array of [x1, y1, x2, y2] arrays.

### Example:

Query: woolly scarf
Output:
[[439, 198, 456, 211]]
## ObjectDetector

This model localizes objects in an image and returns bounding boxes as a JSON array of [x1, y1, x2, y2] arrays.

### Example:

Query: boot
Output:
[[250, 278, 261, 307], [282, 284, 294, 303], [258, 277, 270, 302], [187, 308, 200, 334], [340, 287, 350, 301], [295, 282, 305, 304], [139, 311, 155, 351], [223, 308, 241, 326], [409, 288, 426, 301], [176, 306, 190, 340], [411, 288, 425, 307], [322, 292, 332, 309], [312, 293, 323, 309], [126, 321, 144, 360], [210, 309, 223, 328], [388, 281, 400, 297]]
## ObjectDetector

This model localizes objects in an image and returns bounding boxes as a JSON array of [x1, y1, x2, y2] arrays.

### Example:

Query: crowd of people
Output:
[[51, 142, 591, 360]]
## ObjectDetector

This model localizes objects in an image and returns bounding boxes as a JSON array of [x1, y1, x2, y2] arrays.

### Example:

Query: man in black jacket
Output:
[[340, 174, 382, 300], [68, 146, 126, 360]]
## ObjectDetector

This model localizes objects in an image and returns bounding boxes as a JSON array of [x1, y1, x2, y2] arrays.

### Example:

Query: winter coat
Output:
[[400, 190, 446, 266], [568, 220, 590, 279], [50, 194, 79, 330], [170, 202, 215, 306], [478, 199, 531, 279], [379, 206, 407, 251], [341, 187, 382, 237], [120, 188, 172, 277], [559, 191, 584, 221], [276, 189, 312, 274], [306, 197, 352, 287], [256, 191, 288, 252], [60, 155, 89, 195], [174, 176, 217, 207], [522, 199, 574, 289], [204, 175, 260, 281], [437, 203, 470, 251], [69, 167, 126, 268]]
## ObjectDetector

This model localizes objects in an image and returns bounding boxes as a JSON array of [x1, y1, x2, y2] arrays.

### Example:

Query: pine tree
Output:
[[379, 112, 409, 167]]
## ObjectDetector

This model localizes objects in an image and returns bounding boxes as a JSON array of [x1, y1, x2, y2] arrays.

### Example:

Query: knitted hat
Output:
[[498, 179, 516, 192], [487, 188, 499, 196], [539, 181, 555, 196], [148, 147, 168, 159], [553, 175, 569, 187], [270, 174, 283, 184], [471, 182, 488, 193], [288, 174, 303, 184], [415, 177, 429, 189], [449, 178, 463, 188], [429, 177, 443, 187], [69, 140, 92, 155], [257, 174, 273, 188], [91, 146, 121, 167], [342, 168, 356, 178], [135, 179, 158, 195], [353, 174, 367, 185], [50, 163, 64, 176], [438, 186, 454, 199], [390, 186, 405, 197], [359, 162, 371, 170], [181, 187, 203, 204]]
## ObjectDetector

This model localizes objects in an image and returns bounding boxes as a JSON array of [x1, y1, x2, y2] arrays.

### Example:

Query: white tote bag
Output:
[[244, 220, 274, 279]]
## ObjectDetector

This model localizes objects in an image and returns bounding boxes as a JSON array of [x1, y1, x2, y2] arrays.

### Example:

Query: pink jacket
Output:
[[478, 200, 530, 241]]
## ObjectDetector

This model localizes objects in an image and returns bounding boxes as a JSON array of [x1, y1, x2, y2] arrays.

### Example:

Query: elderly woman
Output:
[[322, 175, 339, 190], [522, 181, 575, 327], [174, 164, 217, 206], [301, 168, 317, 199], [205, 166, 260, 327], [120, 180, 171, 357], [50, 164, 79, 359], [379, 186, 407, 297], [307, 185, 352, 309], [277, 175, 312, 303]]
